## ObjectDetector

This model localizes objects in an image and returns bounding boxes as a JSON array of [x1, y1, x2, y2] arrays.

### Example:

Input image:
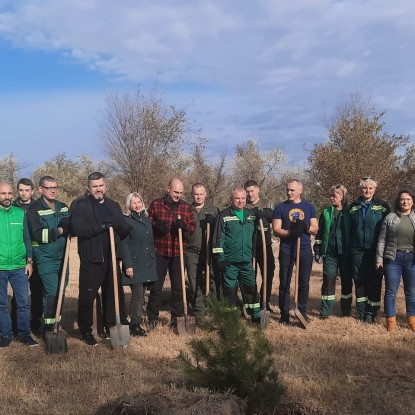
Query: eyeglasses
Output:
[[41, 186, 59, 191]]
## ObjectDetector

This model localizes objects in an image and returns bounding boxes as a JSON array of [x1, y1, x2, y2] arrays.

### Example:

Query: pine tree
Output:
[[179, 299, 285, 414]]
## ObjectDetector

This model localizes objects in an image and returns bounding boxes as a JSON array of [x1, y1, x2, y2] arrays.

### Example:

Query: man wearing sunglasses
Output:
[[26, 176, 70, 337]]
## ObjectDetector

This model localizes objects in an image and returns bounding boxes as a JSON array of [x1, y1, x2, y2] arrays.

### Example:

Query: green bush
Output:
[[179, 298, 285, 414]]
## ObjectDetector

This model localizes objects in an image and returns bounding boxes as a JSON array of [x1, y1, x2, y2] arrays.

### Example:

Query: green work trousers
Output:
[[222, 261, 260, 320], [320, 254, 352, 317]]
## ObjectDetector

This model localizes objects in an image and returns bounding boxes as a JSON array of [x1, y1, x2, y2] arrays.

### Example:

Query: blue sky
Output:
[[0, 0, 414, 176]]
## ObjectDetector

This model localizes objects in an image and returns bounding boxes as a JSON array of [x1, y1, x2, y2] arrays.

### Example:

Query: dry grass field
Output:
[[1, 239, 414, 415]]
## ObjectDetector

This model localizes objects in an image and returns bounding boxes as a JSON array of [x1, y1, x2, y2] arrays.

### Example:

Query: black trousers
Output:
[[256, 243, 275, 304], [77, 260, 127, 335], [147, 255, 183, 322]]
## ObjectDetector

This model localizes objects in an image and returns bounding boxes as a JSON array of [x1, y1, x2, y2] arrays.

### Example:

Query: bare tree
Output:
[[99, 86, 201, 202], [32, 154, 110, 205], [187, 143, 230, 207], [231, 139, 287, 203], [0, 153, 31, 185], [308, 92, 410, 205]]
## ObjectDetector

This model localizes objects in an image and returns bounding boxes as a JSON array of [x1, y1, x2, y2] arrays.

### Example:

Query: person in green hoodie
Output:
[[314, 185, 352, 319], [0, 182, 38, 348]]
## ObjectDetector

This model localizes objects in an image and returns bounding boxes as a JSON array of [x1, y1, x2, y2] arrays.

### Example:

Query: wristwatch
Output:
[[26, 260, 34, 265]]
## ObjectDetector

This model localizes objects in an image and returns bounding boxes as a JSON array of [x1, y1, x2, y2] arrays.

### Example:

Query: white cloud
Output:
[[0, 0, 414, 164]]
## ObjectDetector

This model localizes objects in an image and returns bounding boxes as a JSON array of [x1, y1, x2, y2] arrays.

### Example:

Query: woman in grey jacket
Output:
[[376, 190, 415, 332], [121, 193, 157, 336]]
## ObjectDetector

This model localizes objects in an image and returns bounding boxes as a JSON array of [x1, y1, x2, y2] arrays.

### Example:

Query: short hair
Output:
[[393, 190, 415, 213], [39, 176, 56, 186], [232, 186, 246, 196], [192, 182, 205, 193], [329, 184, 348, 204], [287, 179, 303, 189], [359, 177, 377, 189], [88, 172, 105, 182], [244, 180, 259, 189], [125, 192, 148, 216], [17, 178, 34, 190]]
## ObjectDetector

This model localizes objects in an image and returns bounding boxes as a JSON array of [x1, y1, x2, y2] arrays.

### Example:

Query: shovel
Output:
[[259, 219, 270, 329], [177, 215, 196, 336], [205, 222, 210, 297], [109, 227, 130, 348], [45, 236, 70, 354], [294, 237, 308, 329]]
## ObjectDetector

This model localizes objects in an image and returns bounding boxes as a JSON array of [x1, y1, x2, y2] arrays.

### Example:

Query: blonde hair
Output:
[[125, 192, 148, 216], [330, 184, 348, 204], [359, 177, 377, 189]]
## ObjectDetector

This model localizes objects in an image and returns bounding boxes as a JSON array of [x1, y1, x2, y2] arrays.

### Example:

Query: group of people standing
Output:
[[314, 177, 415, 332], [0, 173, 413, 349]]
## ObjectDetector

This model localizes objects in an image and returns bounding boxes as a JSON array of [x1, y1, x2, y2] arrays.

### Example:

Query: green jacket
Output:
[[0, 205, 32, 270], [212, 206, 255, 263], [187, 203, 219, 255], [349, 197, 390, 252], [26, 197, 70, 264], [314, 204, 351, 257]]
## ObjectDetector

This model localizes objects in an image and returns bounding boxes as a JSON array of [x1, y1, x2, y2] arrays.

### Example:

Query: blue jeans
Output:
[[384, 251, 415, 317], [0, 268, 30, 340]]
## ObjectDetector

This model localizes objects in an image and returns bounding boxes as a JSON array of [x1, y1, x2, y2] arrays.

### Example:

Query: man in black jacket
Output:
[[70, 172, 130, 346]]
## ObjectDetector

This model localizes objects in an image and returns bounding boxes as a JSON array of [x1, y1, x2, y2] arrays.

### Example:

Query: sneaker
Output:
[[319, 314, 330, 320], [102, 327, 111, 340], [82, 332, 98, 346], [0, 336, 11, 349], [20, 335, 39, 347]]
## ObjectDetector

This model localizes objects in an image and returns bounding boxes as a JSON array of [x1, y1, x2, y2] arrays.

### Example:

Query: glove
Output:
[[102, 222, 113, 230], [314, 255, 322, 264], [254, 207, 268, 227], [154, 220, 169, 235], [58, 217, 70, 230], [215, 260, 227, 273], [176, 218, 187, 232], [294, 219, 308, 233], [290, 226, 303, 239], [205, 214, 215, 225]]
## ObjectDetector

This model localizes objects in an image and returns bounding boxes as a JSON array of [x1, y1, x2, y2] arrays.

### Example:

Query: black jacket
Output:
[[70, 195, 130, 262]]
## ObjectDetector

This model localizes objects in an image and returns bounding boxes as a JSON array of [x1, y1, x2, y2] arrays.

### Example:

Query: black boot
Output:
[[130, 324, 147, 337]]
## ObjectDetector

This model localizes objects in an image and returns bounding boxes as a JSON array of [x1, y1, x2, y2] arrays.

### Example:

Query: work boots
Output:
[[386, 316, 397, 332], [407, 316, 415, 332]]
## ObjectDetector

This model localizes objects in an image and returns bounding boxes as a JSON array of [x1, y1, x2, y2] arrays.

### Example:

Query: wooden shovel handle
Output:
[[294, 237, 301, 303], [178, 215, 188, 317], [109, 227, 121, 321]]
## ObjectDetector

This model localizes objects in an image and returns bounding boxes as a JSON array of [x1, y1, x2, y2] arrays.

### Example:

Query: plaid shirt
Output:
[[148, 196, 196, 257]]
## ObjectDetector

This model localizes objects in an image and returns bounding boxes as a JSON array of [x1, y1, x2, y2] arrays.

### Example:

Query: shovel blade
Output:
[[260, 310, 270, 330], [177, 316, 196, 336], [294, 307, 308, 329], [45, 331, 68, 354], [109, 324, 130, 349]]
